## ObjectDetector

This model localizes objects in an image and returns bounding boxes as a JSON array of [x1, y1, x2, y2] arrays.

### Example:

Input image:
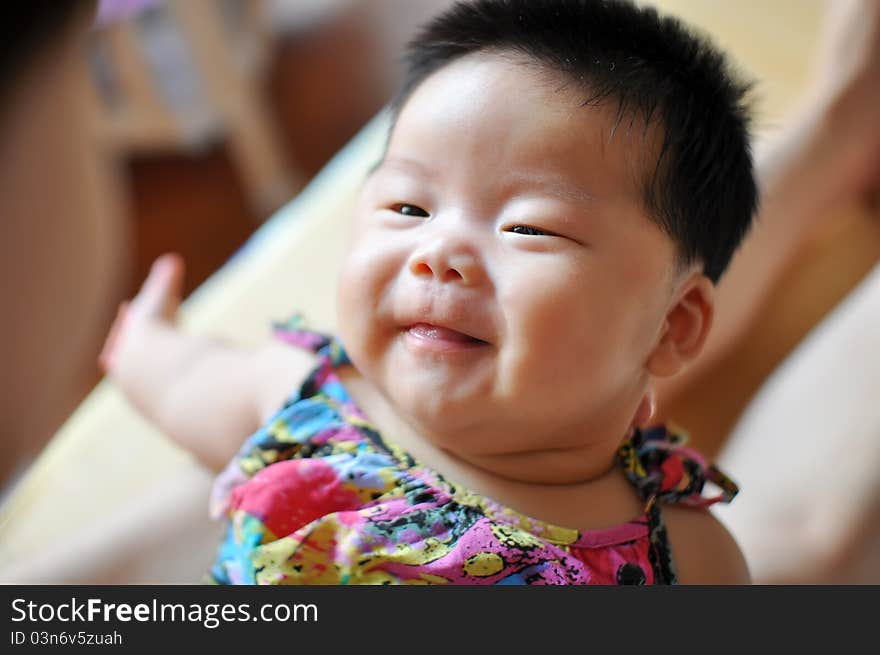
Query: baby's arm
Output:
[[100, 254, 315, 471], [663, 506, 751, 584]]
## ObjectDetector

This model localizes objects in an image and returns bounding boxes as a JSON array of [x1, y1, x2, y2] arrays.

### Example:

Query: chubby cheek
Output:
[[336, 234, 401, 370], [336, 253, 364, 354], [499, 263, 636, 404]]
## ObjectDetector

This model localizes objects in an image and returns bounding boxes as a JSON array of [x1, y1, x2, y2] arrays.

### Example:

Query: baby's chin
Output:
[[389, 383, 486, 432]]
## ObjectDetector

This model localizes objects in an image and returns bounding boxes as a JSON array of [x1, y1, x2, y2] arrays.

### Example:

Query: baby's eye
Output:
[[390, 203, 430, 217], [509, 225, 552, 236]]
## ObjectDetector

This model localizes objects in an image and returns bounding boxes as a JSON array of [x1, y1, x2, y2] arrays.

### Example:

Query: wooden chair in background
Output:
[[89, 0, 300, 217]]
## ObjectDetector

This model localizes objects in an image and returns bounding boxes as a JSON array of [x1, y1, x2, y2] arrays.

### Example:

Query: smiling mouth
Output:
[[405, 323, 489, 347]]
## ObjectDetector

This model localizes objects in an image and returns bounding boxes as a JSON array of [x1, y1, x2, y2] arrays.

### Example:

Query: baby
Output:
[[102, 0, 756, 584]]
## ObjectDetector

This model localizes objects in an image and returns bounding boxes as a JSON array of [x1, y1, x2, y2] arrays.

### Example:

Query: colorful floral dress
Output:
[[208, 316, 738, 585]]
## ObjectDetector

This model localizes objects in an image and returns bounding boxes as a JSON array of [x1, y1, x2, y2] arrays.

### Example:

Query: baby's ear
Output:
[[646, 272, 714, 378]]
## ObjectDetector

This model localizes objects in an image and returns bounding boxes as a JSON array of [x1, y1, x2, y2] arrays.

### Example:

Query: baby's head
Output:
[[337, 0, 756, 479]]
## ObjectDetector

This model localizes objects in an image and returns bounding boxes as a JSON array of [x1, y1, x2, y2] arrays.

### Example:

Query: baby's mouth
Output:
[[406, 323, 488, 345]]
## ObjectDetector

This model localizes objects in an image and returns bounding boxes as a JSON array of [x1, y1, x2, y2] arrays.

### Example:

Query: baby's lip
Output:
[[406, 322, 488, 344]]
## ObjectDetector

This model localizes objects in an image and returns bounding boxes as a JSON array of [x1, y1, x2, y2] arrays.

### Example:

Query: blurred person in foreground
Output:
[[0, 1, 130, 495]]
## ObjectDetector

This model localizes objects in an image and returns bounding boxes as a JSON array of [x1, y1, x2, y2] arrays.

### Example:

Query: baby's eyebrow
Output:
[[367, 156, 436, 181], [366, 157, 599, 206], [504, 172, 600, 206]]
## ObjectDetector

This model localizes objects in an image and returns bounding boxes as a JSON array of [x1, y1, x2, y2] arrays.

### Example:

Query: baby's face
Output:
[[338, 53, 679, 457]]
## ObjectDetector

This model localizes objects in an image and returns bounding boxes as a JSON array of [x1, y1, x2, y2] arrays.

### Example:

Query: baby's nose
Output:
[[407, 239, 483, 286]]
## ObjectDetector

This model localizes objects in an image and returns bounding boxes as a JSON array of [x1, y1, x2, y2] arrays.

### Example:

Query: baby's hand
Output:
[[96, 252, 313, 469], [99, 253, 185, 380], [97, 252, 270, 468]]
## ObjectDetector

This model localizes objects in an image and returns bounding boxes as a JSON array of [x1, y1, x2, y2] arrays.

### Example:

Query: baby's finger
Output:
[[132, 253, 185, 320], [98, 301, 130, 373], [157, 252, 185, 321]]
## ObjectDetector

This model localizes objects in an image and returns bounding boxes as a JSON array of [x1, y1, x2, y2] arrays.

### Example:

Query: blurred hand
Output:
[[99, 253, 185, 380], [97, 252, 280, 471]]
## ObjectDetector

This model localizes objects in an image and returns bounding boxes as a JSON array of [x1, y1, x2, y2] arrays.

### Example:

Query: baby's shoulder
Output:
[[662, 505, 751, 584], [252, 339, 319, 423]]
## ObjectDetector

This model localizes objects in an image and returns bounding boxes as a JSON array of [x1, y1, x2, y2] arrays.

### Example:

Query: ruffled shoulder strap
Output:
[[272, 312, 350, 369], [616, 425, 739, 584], [617, 424, 739, 509]]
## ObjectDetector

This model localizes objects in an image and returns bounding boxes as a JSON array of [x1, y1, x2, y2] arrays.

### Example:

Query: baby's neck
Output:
[[336, 366, 645, 530]]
